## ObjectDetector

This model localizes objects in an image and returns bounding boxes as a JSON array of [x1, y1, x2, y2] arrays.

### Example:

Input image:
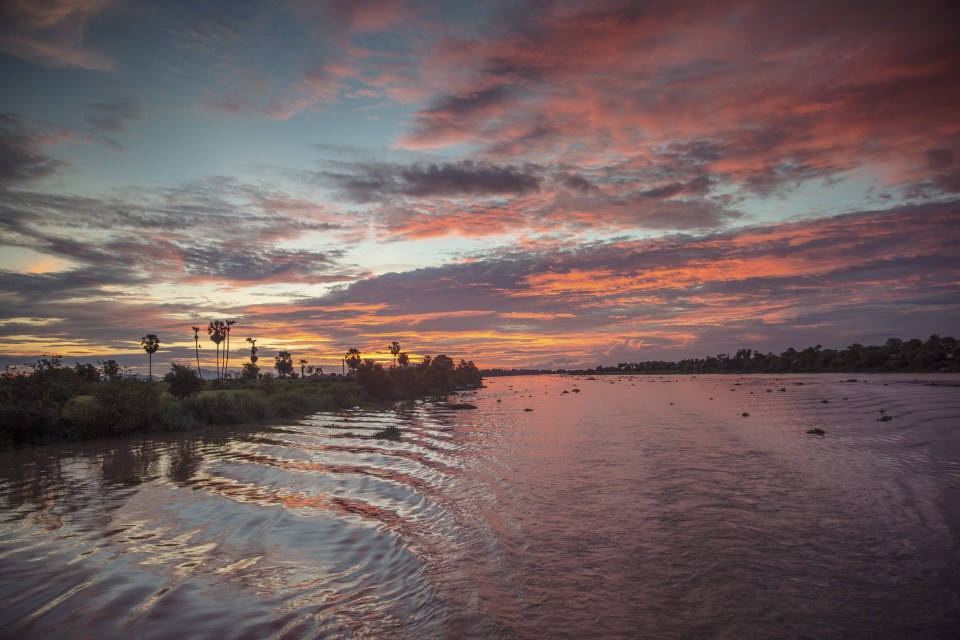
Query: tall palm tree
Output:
[[224, 319, 236, 378], [208, 320, 226, 379], [191, 326, 203, 380], [299, 358, 308, 378], [140, 334, 160, 381], [389, 341, 401, 367], [246, 337, 258, 364]]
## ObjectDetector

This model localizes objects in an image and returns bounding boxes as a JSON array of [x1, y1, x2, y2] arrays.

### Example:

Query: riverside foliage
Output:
[[0, 354, 482, 449]]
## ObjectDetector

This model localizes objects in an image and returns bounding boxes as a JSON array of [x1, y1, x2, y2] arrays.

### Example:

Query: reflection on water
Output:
[[1, 374, 959, 638]]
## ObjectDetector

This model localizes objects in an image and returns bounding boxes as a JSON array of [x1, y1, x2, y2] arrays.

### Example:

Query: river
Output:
[[2, 374, 959, 638]]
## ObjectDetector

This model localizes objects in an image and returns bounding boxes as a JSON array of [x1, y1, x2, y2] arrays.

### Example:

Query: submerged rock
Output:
[[806, 428, 826, 435]]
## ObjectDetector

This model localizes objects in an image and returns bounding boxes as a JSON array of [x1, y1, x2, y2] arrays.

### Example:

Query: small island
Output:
[[0, 326, 482, 450]]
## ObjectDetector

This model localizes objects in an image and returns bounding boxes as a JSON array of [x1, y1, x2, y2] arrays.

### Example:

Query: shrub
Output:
[[372, 425, 402, 440], [152, 399, 200, 431], [93, 379, 160, 435], [164, 363, 204, 399]]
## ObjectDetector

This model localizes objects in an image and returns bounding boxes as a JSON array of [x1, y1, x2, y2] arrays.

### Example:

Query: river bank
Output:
[[0, 357, 483, 450]]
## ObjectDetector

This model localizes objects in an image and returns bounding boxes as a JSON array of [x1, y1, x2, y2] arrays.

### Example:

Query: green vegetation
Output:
[[0, 352, 482, 450], [164, 363, 204, 399], [372, 424, 402, 440]]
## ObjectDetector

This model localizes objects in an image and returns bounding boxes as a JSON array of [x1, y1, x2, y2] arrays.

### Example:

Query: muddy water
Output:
[[1, 374, 959, 639]]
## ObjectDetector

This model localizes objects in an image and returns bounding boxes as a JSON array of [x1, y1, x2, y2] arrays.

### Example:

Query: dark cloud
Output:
[[0, 113, 68, 187], [556, 172, 594, 193], [933, 170, 960, 193], [181, 246, 354, 283], [926, 149, 954, 170], [0, 265, 144, 306], [426, 85, 514, 119], [637, 175, 712, 199], [397, 161, 540, 197], [323, 159, 542, 202]]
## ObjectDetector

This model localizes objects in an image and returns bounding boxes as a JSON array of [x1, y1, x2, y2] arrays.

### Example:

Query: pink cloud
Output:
[[395, 0, 960, 196]]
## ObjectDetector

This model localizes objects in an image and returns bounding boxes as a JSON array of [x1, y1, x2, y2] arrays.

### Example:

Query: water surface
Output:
[[2, 374, 959, 638]]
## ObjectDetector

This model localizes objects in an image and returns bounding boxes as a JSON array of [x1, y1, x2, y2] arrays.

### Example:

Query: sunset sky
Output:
[[1, 0, 958, 372]]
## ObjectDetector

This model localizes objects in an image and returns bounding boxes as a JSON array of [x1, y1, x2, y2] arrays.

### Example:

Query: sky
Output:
[[1, 0, 959, 373]]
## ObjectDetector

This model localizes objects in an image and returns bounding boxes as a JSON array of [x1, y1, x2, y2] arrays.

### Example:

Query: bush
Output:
[[153, 399, 200, 431], [93, 379, 161, 435], [164, 364, 204, 399], [372, 425, 402, 440]]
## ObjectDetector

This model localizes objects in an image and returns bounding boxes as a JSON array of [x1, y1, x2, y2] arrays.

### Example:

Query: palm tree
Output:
[[246, 337, 258, 364], [389, 341, 401, 367], [224, 319, 236, 378], [299, 358, 308, 378], [140, 334, 160, 381], [345, 348, 361, 372], [191, 326, 203, 380], [207, 320, 226, 378]]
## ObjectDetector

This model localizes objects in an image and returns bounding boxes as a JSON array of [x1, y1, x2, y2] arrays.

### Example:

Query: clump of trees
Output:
[[0, 333, 482, 449], [0, 356, 166, 448], [352, 353, 482, 400], [275, 351, 294, 378]]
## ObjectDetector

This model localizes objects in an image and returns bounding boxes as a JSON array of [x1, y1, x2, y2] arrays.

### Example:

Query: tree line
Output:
[[139, 322, 425, 382], [603, 335, 959, 374], [480, 336, 959, 376]]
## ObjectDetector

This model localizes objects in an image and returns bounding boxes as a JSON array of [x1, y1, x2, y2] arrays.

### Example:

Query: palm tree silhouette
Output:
[[389, 341, 401, 367], [141, 334, 160, 381], [191, 326, 203, 380], [246, 337, 258, 364], [224, 319, 236, 378], [299, 358, 308, 378], [207, 320, 226, 378]]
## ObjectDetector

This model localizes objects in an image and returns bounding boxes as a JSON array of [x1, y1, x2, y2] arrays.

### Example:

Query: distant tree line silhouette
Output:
[[606, 336, 958, 374], [482, 336, 959, 376]]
